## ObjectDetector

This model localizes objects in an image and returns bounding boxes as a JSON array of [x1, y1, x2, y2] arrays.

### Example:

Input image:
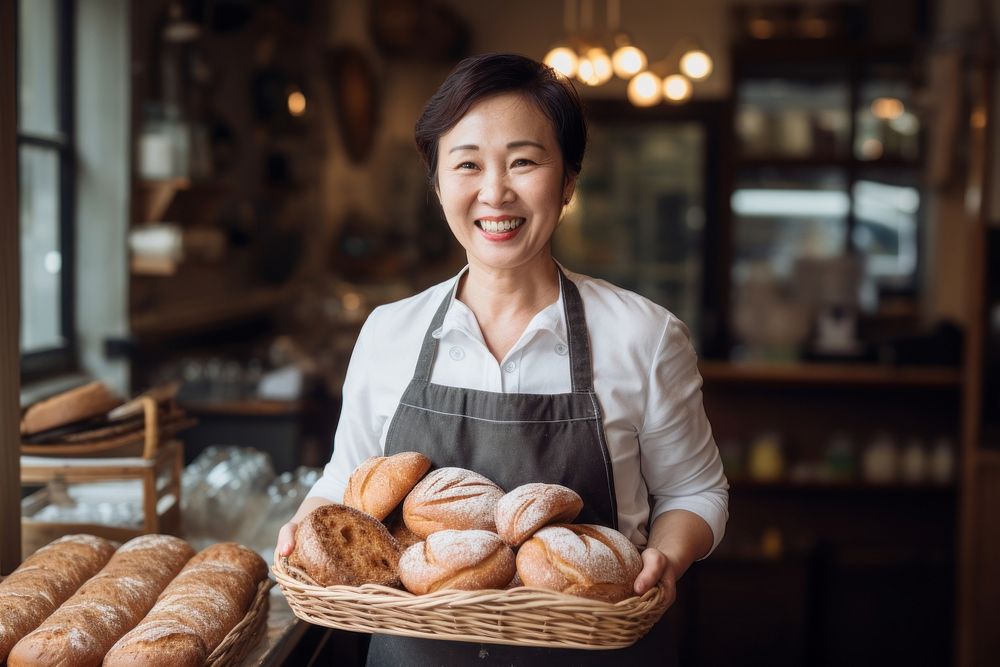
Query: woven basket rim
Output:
[[272, 557, 667, 649], [205, 577, 273, 666]]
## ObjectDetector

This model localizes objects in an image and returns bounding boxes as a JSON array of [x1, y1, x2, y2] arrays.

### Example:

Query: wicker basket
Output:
[[272, 558, 667, 650], [206, 578, 274, 666]]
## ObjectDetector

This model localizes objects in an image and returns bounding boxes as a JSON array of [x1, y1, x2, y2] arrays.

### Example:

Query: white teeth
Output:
[[479, 218, 523, 233]]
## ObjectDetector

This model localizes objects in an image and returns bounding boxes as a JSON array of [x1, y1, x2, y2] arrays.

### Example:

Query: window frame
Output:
[[17, 0, 77, 381]]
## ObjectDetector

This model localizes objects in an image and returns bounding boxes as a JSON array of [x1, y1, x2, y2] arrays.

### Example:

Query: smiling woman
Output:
[[276, 53, 729, 667]]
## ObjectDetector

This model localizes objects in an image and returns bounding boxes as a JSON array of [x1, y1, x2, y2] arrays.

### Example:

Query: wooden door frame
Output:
[[1, 0, 23, 574]]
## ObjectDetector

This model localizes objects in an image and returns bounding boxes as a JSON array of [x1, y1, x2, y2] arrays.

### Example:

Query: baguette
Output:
[[494, 483, 584, 547], [105, 542, 268, 666], [515, 524, 643, 603], [343, 452, 432, 520], [399, 530, 515, 594], [8, 534, 194, 667], [0, 534, 116, 661], [402, 467, 505, 539], [289, 504, 402, 587]]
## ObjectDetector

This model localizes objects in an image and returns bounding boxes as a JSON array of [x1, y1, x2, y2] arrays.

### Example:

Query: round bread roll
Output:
[[515, 524, 643, 603], [402, 467, 505, 539], [344, 452, 432, 521], [289, 504, 402, 587], [399, 530, 515, 594], [494, 483, 584, 547]]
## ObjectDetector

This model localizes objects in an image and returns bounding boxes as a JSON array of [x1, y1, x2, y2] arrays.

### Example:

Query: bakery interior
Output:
[[2, 0, 1000, 664]]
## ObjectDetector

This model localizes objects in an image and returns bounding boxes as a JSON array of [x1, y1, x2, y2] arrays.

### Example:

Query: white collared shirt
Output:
[[307, 266, 729, 552]]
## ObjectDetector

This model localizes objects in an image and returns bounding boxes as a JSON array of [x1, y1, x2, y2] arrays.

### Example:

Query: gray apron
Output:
[[367, 268, 677, 666]]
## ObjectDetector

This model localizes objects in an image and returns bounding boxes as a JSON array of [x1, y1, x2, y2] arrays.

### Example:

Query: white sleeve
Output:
[[305, 310, 386, 503], [640, 314, 730, 556]]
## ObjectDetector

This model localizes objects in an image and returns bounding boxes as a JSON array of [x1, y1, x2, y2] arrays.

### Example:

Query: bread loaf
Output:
[[494, 483, 584, 547], [8, 534, 194, 667], [20, 380, 121, 435], [289, 504, 402, 587], [402, 467, 505, 539], [344, 452, 432, 520], [0, 534, 116, 661], [515, 524, 642, 603], [399, 530, 515, 594], [105, 542, 268, 667]]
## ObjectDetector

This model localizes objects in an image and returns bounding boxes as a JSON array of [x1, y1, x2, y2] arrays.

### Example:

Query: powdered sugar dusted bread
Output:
[[105, 542, 267, 666], [494, 483, 584, 547], [0, 534, 116, 662], [344, 452, 432, 520], [399, 530, 515, 594], [289, 504, 402, 587], [8, 534, 193, 667], [402, 467, 505, 539], [515, 524, 643, 603]]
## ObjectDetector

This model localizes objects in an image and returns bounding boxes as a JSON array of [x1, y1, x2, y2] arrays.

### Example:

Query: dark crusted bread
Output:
[[289, 504, 402, 587]]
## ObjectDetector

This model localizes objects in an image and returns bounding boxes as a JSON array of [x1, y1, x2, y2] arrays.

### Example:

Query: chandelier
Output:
[[543, 0, 713, 107]]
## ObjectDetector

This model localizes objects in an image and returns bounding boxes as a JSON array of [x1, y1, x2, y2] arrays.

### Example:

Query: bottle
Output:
[[862, 432, 898, 484], [900, 437, 928, 484], [748, 432, 785, 482], [928, 437, 956, 484]]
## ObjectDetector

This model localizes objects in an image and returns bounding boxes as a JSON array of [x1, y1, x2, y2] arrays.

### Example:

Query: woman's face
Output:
[[435, 92, 576, 275]]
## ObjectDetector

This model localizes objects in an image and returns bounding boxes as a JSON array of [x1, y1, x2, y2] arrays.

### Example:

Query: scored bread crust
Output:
[[398, 530, 516, 594], [105, 542, 268, 666], [494, 483, 584, 547], [343, 452, 432, 520], [8, 534, 194, 667], [402, 467, 505, 539], [515, 524, 643, 603], [0, 535, 116, 661], [289, 504, 403, 587]]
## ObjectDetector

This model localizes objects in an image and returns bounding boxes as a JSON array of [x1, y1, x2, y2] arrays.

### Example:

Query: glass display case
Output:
[[553, 110, 716, 348]]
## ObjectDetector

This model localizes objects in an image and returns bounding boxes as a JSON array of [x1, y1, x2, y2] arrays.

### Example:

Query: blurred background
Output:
[[8, 0, 1000, 664]]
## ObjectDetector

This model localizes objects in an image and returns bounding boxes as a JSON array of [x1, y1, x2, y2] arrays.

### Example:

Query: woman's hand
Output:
[[633, 547, 678, 607], [274, 521, 298, 564]]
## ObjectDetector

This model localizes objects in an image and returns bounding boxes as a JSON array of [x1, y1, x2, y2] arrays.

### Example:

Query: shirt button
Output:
[[554, 343, 568, 356], [431, 327, 443, 339], [449, 346, 465, 361], [502, 360, 517, 373]]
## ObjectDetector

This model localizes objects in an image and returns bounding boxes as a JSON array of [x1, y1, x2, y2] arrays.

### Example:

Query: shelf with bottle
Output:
[[698, 360, 961, 388]]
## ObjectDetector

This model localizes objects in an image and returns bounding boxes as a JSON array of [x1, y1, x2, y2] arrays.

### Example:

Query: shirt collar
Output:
[[437, 265, 568, 347]]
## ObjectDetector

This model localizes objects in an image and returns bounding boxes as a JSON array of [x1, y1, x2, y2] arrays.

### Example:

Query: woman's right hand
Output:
[[274, 520, 298, 564]]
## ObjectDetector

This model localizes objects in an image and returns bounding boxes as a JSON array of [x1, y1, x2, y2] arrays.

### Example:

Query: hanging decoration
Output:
[[543, 0, 714, 107]]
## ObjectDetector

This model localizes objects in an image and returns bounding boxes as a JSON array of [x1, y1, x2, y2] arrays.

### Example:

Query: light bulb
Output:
[[612, 45, 647, 79], [544, 46, 578, 78], [871, 97, 904, 120], [585, 47, 613, 85], [663, 74, 692, 103], [287, 90, 307, 116], [577, 57, 600, 86], [627, 71, 662, 107], [680, 49, 713, 80]]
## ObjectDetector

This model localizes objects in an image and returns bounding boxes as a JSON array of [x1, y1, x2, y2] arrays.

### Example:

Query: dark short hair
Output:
[[414, 53, 587, 184]]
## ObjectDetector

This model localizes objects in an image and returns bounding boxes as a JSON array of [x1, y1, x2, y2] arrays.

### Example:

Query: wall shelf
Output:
[[699, 360, 962, 388], [130, 286, 291, 338], [728, 476, 957, 493]]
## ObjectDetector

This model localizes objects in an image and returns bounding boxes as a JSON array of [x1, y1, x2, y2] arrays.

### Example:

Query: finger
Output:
[[277, 522, 298, 557], [634, 548, 666, 594]]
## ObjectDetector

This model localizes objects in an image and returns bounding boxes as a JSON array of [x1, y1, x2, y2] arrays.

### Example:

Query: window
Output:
[[18, 0, 76, 379]]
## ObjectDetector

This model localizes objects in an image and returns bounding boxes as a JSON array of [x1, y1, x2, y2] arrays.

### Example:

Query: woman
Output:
[[276, 53, 729, 665]]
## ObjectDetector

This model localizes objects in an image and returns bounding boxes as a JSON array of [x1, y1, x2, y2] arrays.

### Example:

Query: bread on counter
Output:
[[19, 380, 121, 435], [289, 504, 403, 587], [402, 467, 505, 538], [104, 542, 268, 667], [516, 524, 643, 603], [494, 483, 584, 547], [343, 452, 432, 521], [8, 534, 194, 667], [399, 530, 516, 594], [0, 534, 116, 662]]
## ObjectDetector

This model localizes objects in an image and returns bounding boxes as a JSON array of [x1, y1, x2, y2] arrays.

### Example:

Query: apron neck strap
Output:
[[413, 267, 595, 392]]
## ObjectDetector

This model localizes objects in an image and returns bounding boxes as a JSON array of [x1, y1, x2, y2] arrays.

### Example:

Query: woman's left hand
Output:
[[633, 547, 678, 605]]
